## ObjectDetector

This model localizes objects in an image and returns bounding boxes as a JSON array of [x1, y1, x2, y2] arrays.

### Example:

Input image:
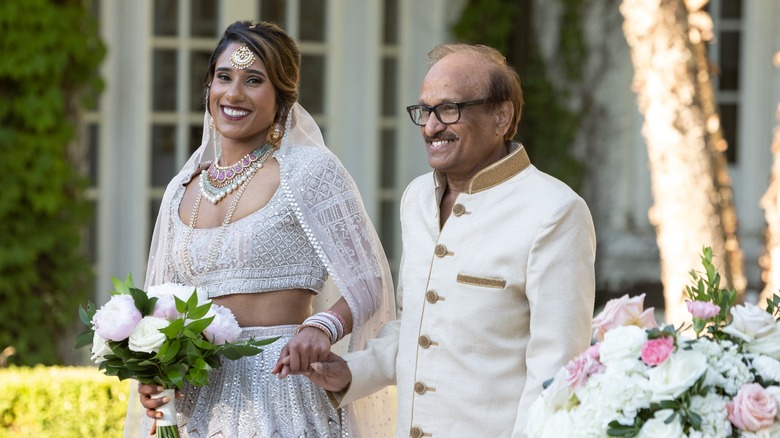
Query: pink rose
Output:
[[565, 346, 605, 389], [92, 294, 142, 341], [641, 336, 674, 366], [203, 305, 242, 345], [592, 293, 659, 341], [727, 383, 778, 432], [584, 342, 601, 360], [686, 300, 720, 320]]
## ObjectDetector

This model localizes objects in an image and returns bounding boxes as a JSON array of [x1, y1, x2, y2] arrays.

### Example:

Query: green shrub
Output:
[[0, 366, 128, 437], [0, 0, 104, 364]]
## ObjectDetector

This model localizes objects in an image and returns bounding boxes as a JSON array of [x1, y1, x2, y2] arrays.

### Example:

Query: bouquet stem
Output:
[[152, 389, 181, 438]]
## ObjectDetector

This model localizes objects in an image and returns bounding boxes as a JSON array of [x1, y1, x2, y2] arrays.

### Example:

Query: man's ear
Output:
[[495, 101, 514, 137]]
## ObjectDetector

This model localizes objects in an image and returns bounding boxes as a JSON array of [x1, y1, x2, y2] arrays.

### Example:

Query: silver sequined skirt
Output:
[[175, 325, 348, 438]]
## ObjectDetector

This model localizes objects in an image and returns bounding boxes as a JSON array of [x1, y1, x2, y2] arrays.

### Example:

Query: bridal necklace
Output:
[[183, 143, 275, 276], [199, 142, 275, 204]]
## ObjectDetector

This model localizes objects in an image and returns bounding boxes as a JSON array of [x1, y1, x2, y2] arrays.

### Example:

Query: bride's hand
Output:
[[272, 327, 331, 378]]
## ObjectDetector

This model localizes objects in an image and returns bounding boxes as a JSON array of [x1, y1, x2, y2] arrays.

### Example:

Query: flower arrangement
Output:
[[526, 247, 780, 437], [75, 275, 277, 438]]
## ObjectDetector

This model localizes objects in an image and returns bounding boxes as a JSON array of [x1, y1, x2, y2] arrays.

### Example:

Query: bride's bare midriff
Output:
[[213, 288, 314, 327]]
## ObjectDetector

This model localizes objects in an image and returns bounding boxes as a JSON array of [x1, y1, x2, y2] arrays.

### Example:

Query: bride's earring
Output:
[[267, 122, 283, 146]]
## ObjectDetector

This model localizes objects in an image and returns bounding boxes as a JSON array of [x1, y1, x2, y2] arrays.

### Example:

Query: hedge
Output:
[[0, 366, 128, 437]]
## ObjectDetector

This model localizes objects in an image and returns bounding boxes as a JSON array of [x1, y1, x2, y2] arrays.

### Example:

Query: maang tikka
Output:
[[230, 44, 255, 70]]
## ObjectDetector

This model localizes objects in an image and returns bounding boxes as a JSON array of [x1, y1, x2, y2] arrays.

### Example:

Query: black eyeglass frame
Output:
[[405, 99, 491, 126]]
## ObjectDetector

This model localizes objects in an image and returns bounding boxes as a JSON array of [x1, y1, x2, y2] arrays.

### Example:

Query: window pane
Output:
[[151, 124, 177, 186], [381, 129, 396, 189], [86, 123, 99, 187], [383, 0, 398, 45], [720, 0, 741, 19], [153, 49, 178, 111], [190, 50, 212, 112], [718, 31, 740, 91], [154, 0, 178, 36], [86, 200, 98, 264], [380, 200, 397, 260], [190, 124, 204, 155], [720, 103, 738, 163], [150, 199, 162, 244], [299, 54, 325, 114], [191, 0, 217, 37], [382, 57, 397, 116], [299, 0, 326, 42], [260, 0, 286, 26]]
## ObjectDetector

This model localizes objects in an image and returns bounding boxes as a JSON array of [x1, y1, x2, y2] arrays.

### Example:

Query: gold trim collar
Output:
[[434, 142, 531, 194]]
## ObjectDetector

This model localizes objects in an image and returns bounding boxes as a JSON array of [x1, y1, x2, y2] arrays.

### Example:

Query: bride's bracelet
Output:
[[297, 311, 347, 344]]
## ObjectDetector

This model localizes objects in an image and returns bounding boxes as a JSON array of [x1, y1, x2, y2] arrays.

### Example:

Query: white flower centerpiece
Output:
[[76, 276, 277, 438], [526, 247, 780, 438]]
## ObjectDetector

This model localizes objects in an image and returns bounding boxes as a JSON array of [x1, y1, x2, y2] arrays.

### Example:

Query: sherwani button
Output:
[[425, 290, 440, 303], [410, 426, 424, 438], [452, 203, 466, 216], [418, 335, 432, 348], [414, 381, 429, 394], [434, 244, 447, 257]]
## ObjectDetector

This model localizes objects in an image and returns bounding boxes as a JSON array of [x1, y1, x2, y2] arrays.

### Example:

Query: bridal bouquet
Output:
[[526, 248, 780, 438], [75, 275, 277, 438]]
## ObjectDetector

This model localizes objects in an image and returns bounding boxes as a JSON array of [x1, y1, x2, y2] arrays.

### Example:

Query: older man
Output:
[[304, 43, 596, 437]]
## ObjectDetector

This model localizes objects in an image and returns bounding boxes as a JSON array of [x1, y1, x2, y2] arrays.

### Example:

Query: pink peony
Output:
[[149, 293, 180, 321], [592, 293, 658, 341], [641, 336, 674, 366], [203, 305, 242, 345], [727, 383, 778, 432], [92, 294, 142, 341], [686, 300, 720, 320]]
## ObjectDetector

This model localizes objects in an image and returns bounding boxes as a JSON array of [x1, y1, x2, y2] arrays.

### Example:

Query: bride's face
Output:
[[209, 42, 278, 146]]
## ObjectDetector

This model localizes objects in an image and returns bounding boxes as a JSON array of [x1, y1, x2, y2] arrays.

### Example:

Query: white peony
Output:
[[147, 282, 206, 303], [128, 316, 170, 353], [92, 294, 142, 341], [646, 349, 708, 402], [599, 325, 647, 369], [637, 409, 685, 438], [90, 332, 112, 364], [747, 322, 780, 360], [753, 356, 780, 384], [202, 305, 241, 345], [722, 303, 776, 343]]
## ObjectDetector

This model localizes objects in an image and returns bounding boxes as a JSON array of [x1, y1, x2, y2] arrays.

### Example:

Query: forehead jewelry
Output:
[[230, 43, 255, 70]]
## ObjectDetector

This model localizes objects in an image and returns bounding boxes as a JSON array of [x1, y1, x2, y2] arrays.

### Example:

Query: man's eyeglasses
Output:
[[405, 99, 490, 126]]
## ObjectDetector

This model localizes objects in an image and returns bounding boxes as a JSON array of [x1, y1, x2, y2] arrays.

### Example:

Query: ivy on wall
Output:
[[453, 0, 585, 190], [0, 0, 104, 365]]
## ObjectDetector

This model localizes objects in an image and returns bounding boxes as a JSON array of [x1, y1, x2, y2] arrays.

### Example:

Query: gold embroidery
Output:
[[467, 142, 531, 193], [456, 273, 506, 289]]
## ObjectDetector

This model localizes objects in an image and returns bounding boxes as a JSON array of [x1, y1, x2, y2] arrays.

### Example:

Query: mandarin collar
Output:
[[433, 141, 531, 195]]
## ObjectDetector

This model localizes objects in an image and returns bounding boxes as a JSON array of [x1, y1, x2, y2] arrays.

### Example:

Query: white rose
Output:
[[722, 303, 776, 343], [128, 316, 170, 354], [647, 349, 708, 402], [600, 325, 647, 365], [766, 386, 780, 421], [748, 322, 780, 360], [753, 356, 780, 383], [637, 409, 685, 438], [90, 332, 112, 364]]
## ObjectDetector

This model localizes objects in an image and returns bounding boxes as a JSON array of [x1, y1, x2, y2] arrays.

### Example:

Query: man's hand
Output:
[[306, 352, 352, 393]]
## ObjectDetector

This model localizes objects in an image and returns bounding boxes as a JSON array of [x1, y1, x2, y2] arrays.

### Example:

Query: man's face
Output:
[[416, 53, 505, 181]]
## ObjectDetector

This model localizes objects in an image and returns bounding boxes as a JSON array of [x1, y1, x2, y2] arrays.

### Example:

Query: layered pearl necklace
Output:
[[183, 143, 276, 277], [199, 143, 275, 204]]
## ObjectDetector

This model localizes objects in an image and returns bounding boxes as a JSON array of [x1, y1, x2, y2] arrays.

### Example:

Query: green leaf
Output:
[[166, 366, 184, 389], [160, 339, 181, 363], [174, 295, 188, 314], [73, 330, 94, 350], [111, 275, 131, 295], [160, 319, 184, 338], [185, 316, 214, 335], [187, 301, 212, 320]]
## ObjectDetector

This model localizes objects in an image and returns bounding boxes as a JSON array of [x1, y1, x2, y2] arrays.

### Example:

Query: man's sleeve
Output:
[[512, 196, 596, 437], [331, 319, 401, 407]]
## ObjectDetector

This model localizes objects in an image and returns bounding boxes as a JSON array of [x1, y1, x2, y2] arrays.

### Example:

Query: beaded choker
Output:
[[199, 143, 275, 204]]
